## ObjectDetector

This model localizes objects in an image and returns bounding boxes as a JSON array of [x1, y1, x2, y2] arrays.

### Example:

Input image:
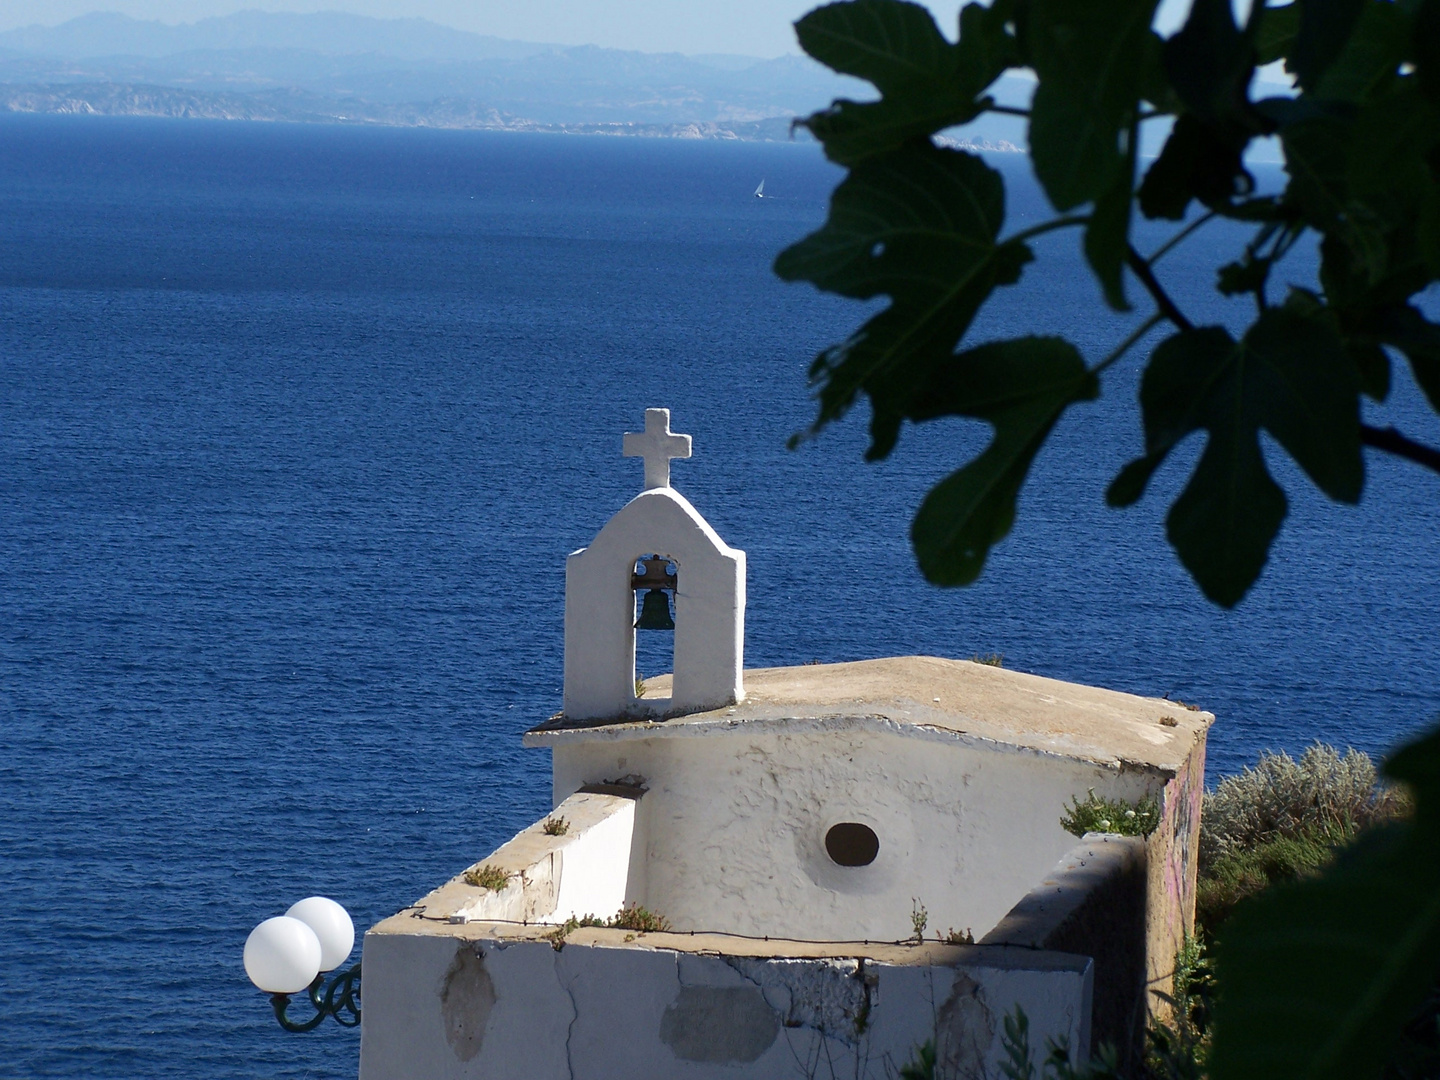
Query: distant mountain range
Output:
[[0, 10, 553, 61], [0, 10, 1031, 143]]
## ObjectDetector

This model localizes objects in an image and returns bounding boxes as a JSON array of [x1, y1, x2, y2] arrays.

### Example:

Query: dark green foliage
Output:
[[1060, 790, 1162, 838], [1107, 304, 1362, 605], [780, 0, 1440, 608], [909, 337, 1096, 584], [796, 0, 1016, 165], [1020, 0, 1156, 210], [999, 1005, 1124, 1079], [1144, 936, 1214, 1079], [1196, 828, 1344, 931], [1208, 728, 1440, 1080], [900, 1038, 936, 1080]]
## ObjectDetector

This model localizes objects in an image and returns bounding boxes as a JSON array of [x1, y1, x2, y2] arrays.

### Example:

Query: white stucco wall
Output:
[[550, 725, 1158, 943], [358, 930, 1092, 1080], [563, 487, 745, 721]]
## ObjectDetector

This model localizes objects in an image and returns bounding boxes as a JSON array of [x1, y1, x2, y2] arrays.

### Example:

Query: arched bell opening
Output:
[[631, 554, 677, 704]]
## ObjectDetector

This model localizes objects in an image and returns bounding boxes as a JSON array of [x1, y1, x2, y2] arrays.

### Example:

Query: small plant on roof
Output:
[[543, 913, 605, 951], [609, 903, 670, 933], [943, 927, 974, 945], [910, 898, 928, 942], [543, 815, 569, 836], [1060, 790, 1160, 838], [463, 864, 511, 891], [971, 652, 1004, 667], [635, 674, 647, 697]]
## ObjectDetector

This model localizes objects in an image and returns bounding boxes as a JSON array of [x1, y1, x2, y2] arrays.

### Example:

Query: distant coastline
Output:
[[0, 83, 815, 140], [0, 83, 1031, 150]]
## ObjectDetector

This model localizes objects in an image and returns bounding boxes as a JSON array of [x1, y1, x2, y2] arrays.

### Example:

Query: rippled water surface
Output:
[[2, 115, 1437, 1078]]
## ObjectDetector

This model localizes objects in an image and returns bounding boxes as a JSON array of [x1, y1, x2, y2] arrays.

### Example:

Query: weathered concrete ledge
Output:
[[414, 786, 643, 927]]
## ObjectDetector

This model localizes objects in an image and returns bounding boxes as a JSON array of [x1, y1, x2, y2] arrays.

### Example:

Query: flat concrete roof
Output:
[[525, 656, 1212, 774]]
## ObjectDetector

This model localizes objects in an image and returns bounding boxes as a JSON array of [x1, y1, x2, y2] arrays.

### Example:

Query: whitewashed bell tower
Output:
[[562, 409, 746, 720]]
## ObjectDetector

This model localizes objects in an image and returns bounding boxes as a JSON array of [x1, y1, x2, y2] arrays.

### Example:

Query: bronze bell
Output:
[[636, 588, 675, 631]]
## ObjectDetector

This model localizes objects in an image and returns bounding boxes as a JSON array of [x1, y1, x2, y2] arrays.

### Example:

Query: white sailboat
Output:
[[753, 179, 765, 198]]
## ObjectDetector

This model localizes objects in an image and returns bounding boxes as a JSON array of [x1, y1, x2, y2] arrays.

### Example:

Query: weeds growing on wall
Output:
[[542, 815, 569, 836], [608, 903, 670, 933], [1060, 791, 1161, 838], [543, 905, 671, 950], [462, 864, 511, 891], [910, 898, 929, 941], [543, 913, 608, 951]]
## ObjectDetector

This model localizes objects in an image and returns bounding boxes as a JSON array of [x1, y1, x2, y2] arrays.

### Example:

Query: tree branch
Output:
[[1360, 425, 1440, 475], [1003, 214, 1089, 246], [1126, 245, 1195, 332], [1148, 211, 1216, 266], [1093, 312, 1166, 375]]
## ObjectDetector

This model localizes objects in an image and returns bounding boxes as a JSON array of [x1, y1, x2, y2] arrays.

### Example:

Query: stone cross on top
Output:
[[622, 408, 692, 490]]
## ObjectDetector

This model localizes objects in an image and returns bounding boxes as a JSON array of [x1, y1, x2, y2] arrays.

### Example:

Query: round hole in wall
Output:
[[825, 822, 879, 867]]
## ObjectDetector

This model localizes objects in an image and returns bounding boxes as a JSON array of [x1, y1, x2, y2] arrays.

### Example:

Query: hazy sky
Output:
[[1, 0, 1198, 56]]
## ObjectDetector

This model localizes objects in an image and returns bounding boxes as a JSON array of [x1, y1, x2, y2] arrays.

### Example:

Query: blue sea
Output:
[[1, 115, 1437, 1078]]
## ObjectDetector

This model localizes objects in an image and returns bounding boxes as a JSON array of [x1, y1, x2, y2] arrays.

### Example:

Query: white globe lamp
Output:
[[244, 916, 323, 995], [286, 896, 355, 972]]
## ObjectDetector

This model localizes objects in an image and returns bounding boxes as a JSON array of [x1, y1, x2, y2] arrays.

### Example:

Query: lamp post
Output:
[[244, 896, 361, 1032]]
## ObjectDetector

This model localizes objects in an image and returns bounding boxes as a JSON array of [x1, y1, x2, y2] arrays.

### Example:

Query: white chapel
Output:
[[358, 409, 1212, 1080]]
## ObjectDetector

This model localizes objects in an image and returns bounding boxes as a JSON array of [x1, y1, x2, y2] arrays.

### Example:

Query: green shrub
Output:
[[463, 864, 511, 891], [910, 898, 928, 942], [1200, 743, 1409, 869], [543, 913, 606, 950], [1195, 829, 1344, 933], [1196, 743, 1410, 936], [899, 1040, 936, 1080], [1060, 790, 1160, 838], [609, 903, 670, 933]]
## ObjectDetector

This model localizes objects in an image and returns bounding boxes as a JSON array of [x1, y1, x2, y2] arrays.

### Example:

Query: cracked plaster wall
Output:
[[552, 728, 1157, 942], [359, 933, 1091, 1080]]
